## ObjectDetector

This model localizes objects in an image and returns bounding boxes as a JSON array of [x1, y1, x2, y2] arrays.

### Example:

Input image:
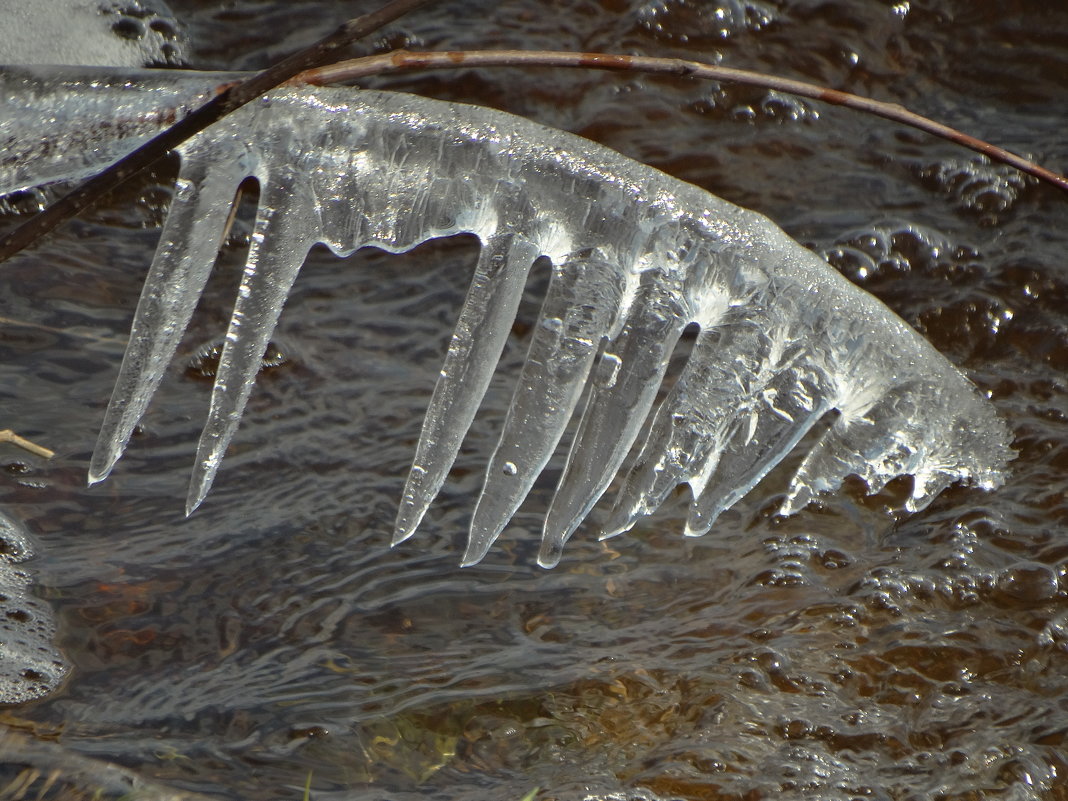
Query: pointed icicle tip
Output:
[[184, 495, 204, 518], [459, 551, 483, 568], [185, 474, 214, 516], [186, 457, 221, 517], [391, 502, 423, 547], [599, 504, 641, 541], [457, 534, 493, 572], [390, 525, 415, 547], [86, 468, 109, 487], [597, 525, 628, 542], [87, 447, 120, 487]]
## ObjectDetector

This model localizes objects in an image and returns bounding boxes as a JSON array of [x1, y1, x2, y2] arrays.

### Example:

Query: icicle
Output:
[[393, 227, 541, 544], [89, 140, 250, 484], [538, 271, 692, 568], [1, 67, 1014, 567], [188, 161, 321, 512], [464, 256, 620, 566]]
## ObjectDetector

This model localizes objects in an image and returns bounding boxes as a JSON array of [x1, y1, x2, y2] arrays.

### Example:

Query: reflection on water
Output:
[[2, 0, 1067, 799]]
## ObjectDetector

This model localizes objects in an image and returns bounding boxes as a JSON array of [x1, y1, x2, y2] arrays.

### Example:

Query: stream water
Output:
[[1, 1, 1067, 799]]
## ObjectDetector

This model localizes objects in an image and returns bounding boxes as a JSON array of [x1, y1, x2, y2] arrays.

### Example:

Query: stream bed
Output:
[[2, 1, 1068, 799]]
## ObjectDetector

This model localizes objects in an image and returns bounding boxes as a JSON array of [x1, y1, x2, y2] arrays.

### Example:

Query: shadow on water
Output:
[[2, 0, 1068, 798]]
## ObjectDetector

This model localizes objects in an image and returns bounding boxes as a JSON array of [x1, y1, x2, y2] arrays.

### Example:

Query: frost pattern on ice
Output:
[[1, 67, 1013, 567]]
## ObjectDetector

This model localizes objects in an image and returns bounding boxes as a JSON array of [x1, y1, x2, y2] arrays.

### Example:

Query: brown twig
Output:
[[297, 49, 1068, 195], [0, 0, 436, 264]]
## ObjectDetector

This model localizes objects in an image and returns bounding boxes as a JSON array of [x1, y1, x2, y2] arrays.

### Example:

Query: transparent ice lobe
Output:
[[0, 65, 232, 198], [2, 68, 1014, 566]]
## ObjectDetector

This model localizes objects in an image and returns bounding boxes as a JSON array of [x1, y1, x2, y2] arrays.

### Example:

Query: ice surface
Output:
[[0, 0, 186, 68], [1, 67, 1014, 565]]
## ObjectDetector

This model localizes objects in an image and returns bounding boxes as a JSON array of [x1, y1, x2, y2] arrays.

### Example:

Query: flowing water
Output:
[[1, 1, 1067, 799]]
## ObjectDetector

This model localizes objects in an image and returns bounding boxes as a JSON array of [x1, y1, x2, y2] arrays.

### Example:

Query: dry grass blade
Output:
[[0, 430, 54, 460]]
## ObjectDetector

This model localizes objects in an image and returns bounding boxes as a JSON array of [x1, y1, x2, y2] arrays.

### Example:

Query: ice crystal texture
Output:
[[1, 67, 1012, 567], [0, 66, 221, 197], [0, 0, 186, 68]]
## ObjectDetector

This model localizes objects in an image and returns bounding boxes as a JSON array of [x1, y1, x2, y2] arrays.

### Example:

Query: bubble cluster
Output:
[[919, 155, 1036, 223], [756, 90, 820, 123], [0, 512, 68, 706], [637, 0, 776, 43], [99, 1, 186, 66], [821, 220, 972, 285], [185, 338, 290, 380]]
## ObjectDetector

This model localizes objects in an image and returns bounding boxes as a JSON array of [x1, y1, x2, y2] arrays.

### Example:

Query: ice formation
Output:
[[0, 66, 1013, 567], [0, 0, 186, 68]]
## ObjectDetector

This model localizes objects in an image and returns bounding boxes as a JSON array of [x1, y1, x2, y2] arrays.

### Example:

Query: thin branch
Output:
[[297, 49, 1068, 195], [0, 0, 436, 264]]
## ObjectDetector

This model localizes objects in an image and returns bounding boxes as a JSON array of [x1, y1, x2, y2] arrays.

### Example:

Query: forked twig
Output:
[[298, 49, 1068, 195], [0, 430, 55, 460]]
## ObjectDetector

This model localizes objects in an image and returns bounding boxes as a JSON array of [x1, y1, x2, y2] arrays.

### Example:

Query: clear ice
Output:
[[0, 66, 1014, 566]]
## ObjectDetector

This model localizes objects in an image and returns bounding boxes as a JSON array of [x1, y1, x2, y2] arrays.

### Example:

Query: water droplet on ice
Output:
[[598, 352, 622, 388], [173, 178, 194, 201]]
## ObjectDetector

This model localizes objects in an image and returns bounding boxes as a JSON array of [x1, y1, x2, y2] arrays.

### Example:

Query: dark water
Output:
[[2, 1, 1068, 799]]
